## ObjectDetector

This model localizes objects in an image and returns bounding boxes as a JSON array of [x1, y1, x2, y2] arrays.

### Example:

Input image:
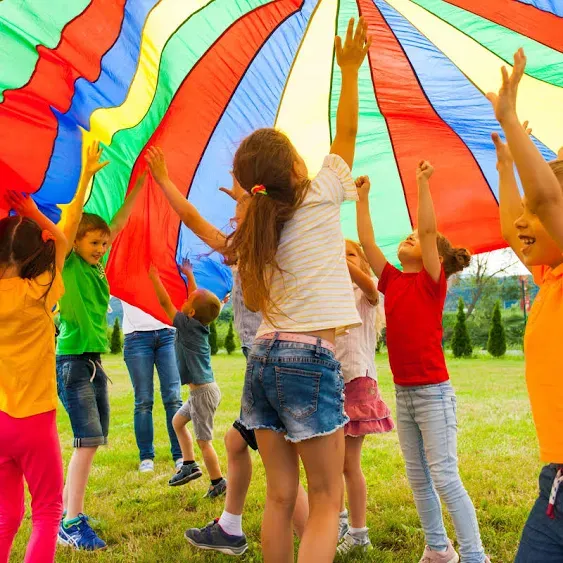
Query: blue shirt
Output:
[[173, 312, 214, 386]]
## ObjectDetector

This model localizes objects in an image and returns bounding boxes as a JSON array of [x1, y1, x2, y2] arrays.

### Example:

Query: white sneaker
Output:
[[175, 458, 183, 471], [139, 459, 154, 473], [337, 530, 372, 555], [419, 540, 460, 563], [338, 516, 349, 542]]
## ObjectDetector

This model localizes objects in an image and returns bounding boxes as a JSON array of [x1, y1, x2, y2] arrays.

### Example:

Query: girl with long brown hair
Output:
[[225, 17, 371, 563]]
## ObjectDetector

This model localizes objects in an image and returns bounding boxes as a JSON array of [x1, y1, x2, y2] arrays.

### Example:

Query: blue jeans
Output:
[[396, 382, 485, 563], [515, 465, 563, 562], [241, 335, 347, 443], [56, 354, 110, 447], [124, 329, 183, 461]]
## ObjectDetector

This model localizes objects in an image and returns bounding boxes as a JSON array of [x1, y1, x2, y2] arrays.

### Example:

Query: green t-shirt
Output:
[[56, 251, 110, 355]]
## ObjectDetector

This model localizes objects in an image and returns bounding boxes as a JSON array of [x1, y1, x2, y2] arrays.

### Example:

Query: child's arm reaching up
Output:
[[355, 176, 387, 279], [148, 265, 178, 323], [180, 258, 197, 295], [330, 17, 371, 170], [7, 191, 67, 272], [64, 141, 109, 253], [487, 48, 563, 250], [146, 147, 227, 252], [347, 260, 379, 305], [108, 171, 147, 245]]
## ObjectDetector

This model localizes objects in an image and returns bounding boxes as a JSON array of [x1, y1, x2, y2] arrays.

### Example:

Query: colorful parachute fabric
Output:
[[0, 0, 560, 322]]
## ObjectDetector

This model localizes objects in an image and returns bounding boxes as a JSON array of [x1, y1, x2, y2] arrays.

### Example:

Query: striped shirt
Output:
[[256, 154, 361, 337]]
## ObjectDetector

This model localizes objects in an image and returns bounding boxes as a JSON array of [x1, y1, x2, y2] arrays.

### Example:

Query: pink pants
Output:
[[0, 410, 63, 563]]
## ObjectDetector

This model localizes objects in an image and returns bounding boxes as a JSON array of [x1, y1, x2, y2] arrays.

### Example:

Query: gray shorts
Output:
[[177, 382, 221, 442]]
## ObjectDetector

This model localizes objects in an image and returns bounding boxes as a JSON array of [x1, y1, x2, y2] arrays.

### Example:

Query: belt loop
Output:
[[315, 337, 321, 358], [263, 331, 278, 363]]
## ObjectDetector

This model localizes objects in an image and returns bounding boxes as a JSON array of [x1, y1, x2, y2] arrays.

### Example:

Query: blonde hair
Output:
[[549, 160, 563, 185]]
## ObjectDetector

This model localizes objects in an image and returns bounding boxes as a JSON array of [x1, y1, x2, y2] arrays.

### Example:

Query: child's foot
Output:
[[419, 540, 460, 563], [339, 511, 349, 541], [175, 458, 183, 471], [169, 462, 203, 486], [57, 514, 107, 551], [337, 529, 372, 555], [185, 519, 248, 556], [139, 459, 154, 473], [204, 478, 227, 498]]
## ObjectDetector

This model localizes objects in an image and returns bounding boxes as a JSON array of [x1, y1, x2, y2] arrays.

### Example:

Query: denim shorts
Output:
[[56, 354, 110, 447], [240, 335, 347, 443]]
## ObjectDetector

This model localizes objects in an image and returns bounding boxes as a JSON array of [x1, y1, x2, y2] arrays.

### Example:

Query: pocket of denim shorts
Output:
[[241, 362, 255, 415], [275, 366, 322, 420]]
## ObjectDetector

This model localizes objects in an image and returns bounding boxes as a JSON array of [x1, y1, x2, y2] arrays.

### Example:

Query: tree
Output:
[[225, 320, 236, 355], [451, 298, 473, 358], [209, 321, 218, 355], [487, 301, 507, 357], [110, 318, 122, 354]]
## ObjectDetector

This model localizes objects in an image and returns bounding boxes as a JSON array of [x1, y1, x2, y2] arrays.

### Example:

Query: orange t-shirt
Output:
[[0, 270, 64, 418], [525, 264, 563, 463]]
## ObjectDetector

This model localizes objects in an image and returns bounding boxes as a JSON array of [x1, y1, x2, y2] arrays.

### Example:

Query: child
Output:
[[356, 168, 490, 563], [148, 260, 226, 498], [0, 192, 66, 563], [56, 141, 145, 551], [336, 239, 394, 555], [488, 48, 563, 560], [145, 147, 309, 556], [222, 17, 370, 563]]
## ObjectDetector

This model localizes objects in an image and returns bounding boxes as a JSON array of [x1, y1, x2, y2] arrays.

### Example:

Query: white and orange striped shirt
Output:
[[256, 154, 361, 338]]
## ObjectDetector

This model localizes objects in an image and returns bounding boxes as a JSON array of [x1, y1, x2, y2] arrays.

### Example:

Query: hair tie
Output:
[[41, 229, 55, 243], [251, 184, 268, 196]]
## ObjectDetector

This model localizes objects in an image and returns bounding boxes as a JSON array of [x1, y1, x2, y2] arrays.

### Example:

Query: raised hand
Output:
[[355, 175, 370, 203], [219, 171, 245, 201], [180, 258, 193, 274], [486, 48, 526, 125], [492, 120, 531, 170], [416, 160, 434, 182], [145, 146, 169, 186], [6, 190, 39, 217], [85, 141, 110, 177], [335, 17, 371, 72]]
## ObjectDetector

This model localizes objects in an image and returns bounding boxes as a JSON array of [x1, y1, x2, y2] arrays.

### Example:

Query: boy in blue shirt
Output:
[[149, 260, 225, 498]]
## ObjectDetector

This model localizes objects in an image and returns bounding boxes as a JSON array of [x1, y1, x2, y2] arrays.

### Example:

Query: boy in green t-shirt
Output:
[[56, 142, 145, 551]]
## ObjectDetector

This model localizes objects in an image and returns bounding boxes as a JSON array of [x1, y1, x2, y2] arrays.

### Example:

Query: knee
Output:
[[266, 488, 297, 515], [135, 396, 154, 413], [432, 472, 466, 501], [172, 414, 185, 431], [225, 428, 246, 457], [343, 459, 364, 482], [197, 440, 213, 453], [0, 506, 24, 534]]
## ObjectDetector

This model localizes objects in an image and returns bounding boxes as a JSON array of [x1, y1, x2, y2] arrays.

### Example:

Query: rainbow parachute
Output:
[[0, 0, 560, 321]]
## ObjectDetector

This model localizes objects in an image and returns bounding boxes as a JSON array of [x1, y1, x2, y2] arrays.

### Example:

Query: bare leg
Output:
[[343, 436, 366, 529], [255, 429, 299, 563], [296, 429, 345, 563], [172, 413, 194, 462], [65, 447, 97, 519], [293, 484, 309, 539], [224, 427, 252, 515], [197, 440, 222, 481]]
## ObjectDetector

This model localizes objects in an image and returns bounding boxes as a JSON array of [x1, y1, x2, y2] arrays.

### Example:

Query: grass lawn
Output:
[[10, 352, 539, 562]]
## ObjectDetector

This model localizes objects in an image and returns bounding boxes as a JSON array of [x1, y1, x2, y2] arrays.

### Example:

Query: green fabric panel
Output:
[[411, 0, 563, 88], [330, 0, 411, 266], [0, 0, 91, 101], [86, 0, 272, 224]]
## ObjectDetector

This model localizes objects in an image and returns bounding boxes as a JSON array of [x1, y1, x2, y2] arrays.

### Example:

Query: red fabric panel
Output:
[[358, 0, 504, 254], [445, 0, 563, 53], [106, 0, 303, 323], [0, 0, 126, 195]]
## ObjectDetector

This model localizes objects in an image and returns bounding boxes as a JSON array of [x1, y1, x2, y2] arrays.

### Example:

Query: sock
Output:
[[183, 460, 195, 466], [350, 527, 368, 536], [350, 527, 369, 544], [218, 511, 243, 537], [211, 477, 223, 486], [63, 516, 81, 529]]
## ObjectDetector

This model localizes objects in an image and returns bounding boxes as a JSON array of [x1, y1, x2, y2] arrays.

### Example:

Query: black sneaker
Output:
[[169, 462, 203, 486], [204, 478, 227, 498], [185, 519, 248, 556]]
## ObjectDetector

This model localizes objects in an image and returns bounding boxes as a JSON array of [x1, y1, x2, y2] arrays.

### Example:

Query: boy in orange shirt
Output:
[[489, 48, 563, 560]]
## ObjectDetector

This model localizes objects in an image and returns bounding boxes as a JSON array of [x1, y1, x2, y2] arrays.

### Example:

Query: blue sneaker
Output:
[[185, 519, 248, 556], [57, 514, 107, 551]]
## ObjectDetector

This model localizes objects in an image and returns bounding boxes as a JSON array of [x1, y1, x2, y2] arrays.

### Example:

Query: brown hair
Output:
[[77, 212, 111, 241], [549, 160, 563, 185], [436, 233, 471, 278], [0, 216, 56, 301], [224, 128, 309, 320], [188, 290, 221, 325]]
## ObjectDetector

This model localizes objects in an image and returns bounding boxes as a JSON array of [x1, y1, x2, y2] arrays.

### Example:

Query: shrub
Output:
[[451, 298, 473, 358], [110, 318, 122, 354], [487, 301, 507, 357], [209, 321, 218, 355], [225, 320, 236, 355]]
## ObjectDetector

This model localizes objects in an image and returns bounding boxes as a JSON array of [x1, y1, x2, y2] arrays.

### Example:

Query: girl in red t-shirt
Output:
[[356, 163, 490, 563]]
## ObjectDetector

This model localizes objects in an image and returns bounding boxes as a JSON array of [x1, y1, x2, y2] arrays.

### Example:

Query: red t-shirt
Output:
[[378, 262, 449, 386]]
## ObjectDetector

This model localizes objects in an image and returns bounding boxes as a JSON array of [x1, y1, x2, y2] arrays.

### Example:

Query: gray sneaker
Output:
[[337, 530, 373, 555], [185, 519, 247, 556], [338, 515, 349, 542], [204, 478, 227, 498], [419, 540, 460, 563], [169, 462, 203, 486]]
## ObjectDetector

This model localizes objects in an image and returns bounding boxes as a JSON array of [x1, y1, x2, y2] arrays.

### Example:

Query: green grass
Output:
[[11, 353, 539, 562]]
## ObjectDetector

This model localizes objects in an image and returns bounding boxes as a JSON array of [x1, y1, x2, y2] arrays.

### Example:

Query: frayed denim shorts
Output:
[[240, 334, 348, 443]]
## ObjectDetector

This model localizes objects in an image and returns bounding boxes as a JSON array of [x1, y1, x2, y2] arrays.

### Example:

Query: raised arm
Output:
[[355, 176, 387, 279], [180, 258, 197, 295], [148, 265, 177, 322], [146, 146, 227, 252], [330, 17, 371, 170], [7, 192, 67, 272], [416, 161, 441, 283], [347, 260, 378, 305], [65, 141, 109, 253], [487, 49, 563, 251], [108, 171, 146, 245], [492, 130, 527, 266]]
